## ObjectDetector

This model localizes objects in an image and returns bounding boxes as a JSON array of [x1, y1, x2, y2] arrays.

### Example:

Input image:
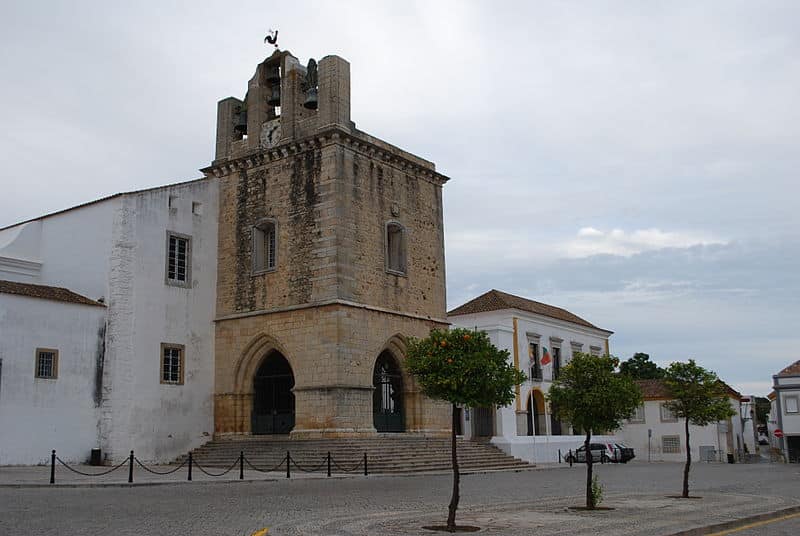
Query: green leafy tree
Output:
[[406, 328, 525, 531], [548, 353, 642, 509], [754, 396, 771, 425], [663, 360, 736, 498], [619, 352, 665, 379]]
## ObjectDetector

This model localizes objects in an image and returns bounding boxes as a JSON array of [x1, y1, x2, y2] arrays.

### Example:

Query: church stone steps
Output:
[[178, 437, 534, 474]]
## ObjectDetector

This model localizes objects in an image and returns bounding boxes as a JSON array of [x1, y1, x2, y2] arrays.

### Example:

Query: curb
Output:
[[666, 504, 800, 536]]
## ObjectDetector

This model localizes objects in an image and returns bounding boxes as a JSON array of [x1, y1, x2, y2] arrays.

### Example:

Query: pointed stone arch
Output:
[[372, 333, 421, 433], [233, 333, 294, 394]]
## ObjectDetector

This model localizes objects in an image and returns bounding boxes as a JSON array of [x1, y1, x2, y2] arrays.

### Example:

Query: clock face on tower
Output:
[[260, 118, 282, 148]]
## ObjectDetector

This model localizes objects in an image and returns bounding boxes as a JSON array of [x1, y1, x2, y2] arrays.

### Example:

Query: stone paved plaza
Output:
[[2, 461, 800, 535]]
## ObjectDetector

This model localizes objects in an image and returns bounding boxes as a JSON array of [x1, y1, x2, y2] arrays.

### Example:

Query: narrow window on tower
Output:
[[165, 232, 192, 287], [252, 220, 277, 274], [385, 222, 406, 275]]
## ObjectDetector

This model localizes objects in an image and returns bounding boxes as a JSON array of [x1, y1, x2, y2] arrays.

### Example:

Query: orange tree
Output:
[[663, 360, 736, 498], [406, 327, 525, 531], [547, 353, 642, 509]]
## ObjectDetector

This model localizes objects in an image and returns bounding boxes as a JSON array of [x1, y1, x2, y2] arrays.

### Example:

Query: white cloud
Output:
[[563, 228, 726, 258]]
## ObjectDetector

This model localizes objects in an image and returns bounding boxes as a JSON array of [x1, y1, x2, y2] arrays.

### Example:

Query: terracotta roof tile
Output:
[[777, 360, 800, 377], [635, 378, 740, 401], [0, 280, 105, 307], [447, 289, 612, 333]]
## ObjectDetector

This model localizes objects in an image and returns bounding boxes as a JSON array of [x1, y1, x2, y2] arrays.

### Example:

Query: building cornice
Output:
[[201, 126, 450, 187], [215, 298, 449, 325]]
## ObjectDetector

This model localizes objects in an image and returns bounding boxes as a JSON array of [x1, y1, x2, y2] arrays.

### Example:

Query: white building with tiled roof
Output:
[[0, 178, 218, 465], [448, 289, 616, 463], [769, 360, 800, 462]]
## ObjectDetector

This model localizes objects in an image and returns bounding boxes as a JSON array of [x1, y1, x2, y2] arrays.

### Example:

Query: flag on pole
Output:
[[541, 347, 552, 366]]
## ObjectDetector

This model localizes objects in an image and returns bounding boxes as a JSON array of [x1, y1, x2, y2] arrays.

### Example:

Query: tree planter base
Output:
[[568, 506, 615, 511], [423, 526, 481, 532], [666, 495, 703, 499]]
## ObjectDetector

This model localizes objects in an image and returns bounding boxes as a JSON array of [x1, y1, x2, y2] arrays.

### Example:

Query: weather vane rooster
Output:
[[264, 29, 279, 49]]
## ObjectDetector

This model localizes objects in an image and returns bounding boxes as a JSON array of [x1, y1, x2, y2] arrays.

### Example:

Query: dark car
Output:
[[565, 443, 635, 464]]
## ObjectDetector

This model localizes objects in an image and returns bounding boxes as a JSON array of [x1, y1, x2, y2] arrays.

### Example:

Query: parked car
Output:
[[564, 443, 635, 464]]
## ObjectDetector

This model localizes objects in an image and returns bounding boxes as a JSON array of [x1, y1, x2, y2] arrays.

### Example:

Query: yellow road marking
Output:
[[250, 529, 268, 536], [706, 511, 800, 535]]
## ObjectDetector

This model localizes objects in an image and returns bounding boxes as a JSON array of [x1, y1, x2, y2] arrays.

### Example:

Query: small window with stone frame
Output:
[[35, 348, 58, 379], [165, 231, 192, 287], [385, 222, 407, 275], [252, 219, 277, 274], [160, 343, 185, 385]]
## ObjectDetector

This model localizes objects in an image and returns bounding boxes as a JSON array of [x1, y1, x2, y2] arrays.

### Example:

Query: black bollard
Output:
[[128, 451, 134, 483], [363, 452, 368, 476], [50, 450, 56, 484], [239, 451, 244, 480], [188, 452, 193, 481], [327, 452, 331, 477], [286, 451, 291, 479], [569, 449, 573, 467], [558, 449, 562, 464]]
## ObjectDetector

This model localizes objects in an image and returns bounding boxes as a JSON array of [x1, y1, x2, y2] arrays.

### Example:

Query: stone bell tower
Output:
[[204, 48, 450, 438]]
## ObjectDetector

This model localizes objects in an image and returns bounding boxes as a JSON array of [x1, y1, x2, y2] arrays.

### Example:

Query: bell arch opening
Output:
[[373, 351, 405, 433], [252, 350, 295, 435]]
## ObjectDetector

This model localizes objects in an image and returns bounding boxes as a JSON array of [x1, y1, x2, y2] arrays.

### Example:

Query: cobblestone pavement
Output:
[[1, 461, 799, 536]]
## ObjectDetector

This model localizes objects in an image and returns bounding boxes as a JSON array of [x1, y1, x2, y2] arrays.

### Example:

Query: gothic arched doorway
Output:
[[373, 351, 404, 432], [252, 351, 295, 435]]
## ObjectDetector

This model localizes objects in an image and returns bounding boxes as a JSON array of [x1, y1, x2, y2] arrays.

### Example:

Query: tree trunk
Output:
[[447, 403, 460, 531], [585, 430, 594, 509], [682, 417, 691, 498]]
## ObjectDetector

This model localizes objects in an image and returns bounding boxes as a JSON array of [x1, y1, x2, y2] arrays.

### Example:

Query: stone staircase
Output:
[[178, 436, 534, 474]]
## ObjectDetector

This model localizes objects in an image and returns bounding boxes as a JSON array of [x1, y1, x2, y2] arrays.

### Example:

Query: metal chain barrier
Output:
[[243, 455, 286, 473], [289, 456, 328, 473], [55, 456, 128, 477], [330, 457, 364, 473], [192, 456, 240, 477], [134, 457, 188, 475]]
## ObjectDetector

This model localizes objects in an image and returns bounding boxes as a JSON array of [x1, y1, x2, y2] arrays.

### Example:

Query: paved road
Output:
[[722, 513, 800, 535], [2, 462, 798, 535]]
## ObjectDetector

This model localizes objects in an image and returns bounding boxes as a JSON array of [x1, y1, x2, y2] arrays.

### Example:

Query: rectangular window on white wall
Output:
[[35, 348, 58, 379], [628, 404, 645, 423], [785, 396, 799, 414], [662, 435, 681, 453], [165, 232, 192, 287], [160, 343, 184, 385], [660, 403, 678, 422]]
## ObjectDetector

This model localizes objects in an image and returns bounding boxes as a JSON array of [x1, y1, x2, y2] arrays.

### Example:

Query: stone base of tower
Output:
[[213, 303, 451, 438]]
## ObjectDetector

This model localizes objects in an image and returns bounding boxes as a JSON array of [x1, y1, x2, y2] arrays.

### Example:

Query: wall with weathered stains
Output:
[[102, 178, 218, 463], [0, 294, 105, 465]]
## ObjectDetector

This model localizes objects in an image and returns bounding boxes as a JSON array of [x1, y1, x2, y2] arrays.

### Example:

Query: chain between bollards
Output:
[[128, 451, 134, 483], [188, 452, 193, 481], [239, 451, 244, 480], [50, 450, 56, 484]]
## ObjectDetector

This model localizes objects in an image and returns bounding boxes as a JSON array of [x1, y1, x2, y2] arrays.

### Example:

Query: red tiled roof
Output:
[[447, 289, 612, 333], [0, 280, 105, 307], [635, 379, 741, 401], [777, 360, 800, 377]]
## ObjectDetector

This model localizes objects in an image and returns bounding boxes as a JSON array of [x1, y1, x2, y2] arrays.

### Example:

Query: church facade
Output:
[[0, 48, 450, 465]]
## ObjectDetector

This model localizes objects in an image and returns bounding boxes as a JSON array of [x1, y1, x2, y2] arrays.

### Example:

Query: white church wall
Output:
[[102, 178, 217, 463], [0, 294, 105, 465], [0, 200, 117, 299]]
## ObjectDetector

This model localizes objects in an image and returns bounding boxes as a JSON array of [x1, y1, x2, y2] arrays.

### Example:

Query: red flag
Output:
[[541, 347, 552, 366]]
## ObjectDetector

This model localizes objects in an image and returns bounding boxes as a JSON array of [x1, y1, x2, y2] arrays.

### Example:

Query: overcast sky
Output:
[[1, 1, 797, 395]]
